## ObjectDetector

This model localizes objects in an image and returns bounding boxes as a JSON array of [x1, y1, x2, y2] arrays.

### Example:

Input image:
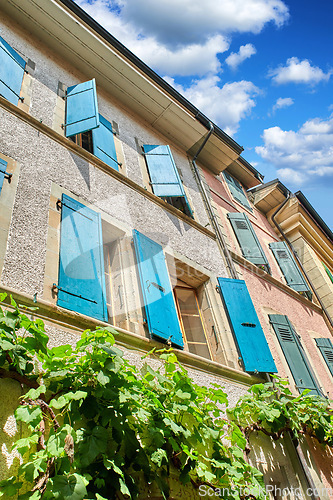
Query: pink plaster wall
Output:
[[242, 266, 333, 397]]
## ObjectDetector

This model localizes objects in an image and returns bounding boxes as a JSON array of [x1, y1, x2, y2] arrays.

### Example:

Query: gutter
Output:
[[57, 0, 243, 156], [271, 193, 333, 330], [190, 118, 238, 280]]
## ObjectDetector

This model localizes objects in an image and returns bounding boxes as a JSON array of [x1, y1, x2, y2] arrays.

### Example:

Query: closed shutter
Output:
[[65, 79, 100, 137], [133, 230, 184, 348], [269, 241, 311, 297], [269, 314, 321, 395], [315, 338, 333, 377], [218, 278, 277, 373], [0, 35, 26, 105], [0, 158, 8, 195], [92, 114, 118, 171], [228, 212, 269, 268], [143, 145, 193, 216], [57, 194, 108, 322], [223, 172, 252, 210]]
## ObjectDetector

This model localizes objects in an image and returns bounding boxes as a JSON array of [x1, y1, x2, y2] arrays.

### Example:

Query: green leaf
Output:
[[97, 371, 110, 386], [47, 473, 88, 500], [15, 405, 42, 428], [24, 385, 46, 400], [78, 426, 107, 467], [151, 449, 168, 467]]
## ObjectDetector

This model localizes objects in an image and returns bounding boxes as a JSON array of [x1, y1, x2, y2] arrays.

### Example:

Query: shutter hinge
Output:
[[56, 199, 62, 210], [241, 322, 256, 328], [0, 169, 13, 182], [52, 283, 97, 304]]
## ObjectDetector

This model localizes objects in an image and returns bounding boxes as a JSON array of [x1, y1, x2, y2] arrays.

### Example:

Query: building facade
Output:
[[0, 0, 332, 498]]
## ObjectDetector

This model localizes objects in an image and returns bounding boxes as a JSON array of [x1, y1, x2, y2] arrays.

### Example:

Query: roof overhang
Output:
[[2, 0, 245, 173]]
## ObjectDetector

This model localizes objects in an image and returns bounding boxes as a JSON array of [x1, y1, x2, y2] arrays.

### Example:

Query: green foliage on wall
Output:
[[0, 294, 332, 499]]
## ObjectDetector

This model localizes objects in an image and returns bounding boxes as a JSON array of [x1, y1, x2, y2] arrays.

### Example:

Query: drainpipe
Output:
[[271, 193, 333, 330], [190, 117, 238, 279]]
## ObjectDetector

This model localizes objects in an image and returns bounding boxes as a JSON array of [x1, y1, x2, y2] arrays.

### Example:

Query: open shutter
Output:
[[0, 35, 26, 105], [92, 114, 118, 171], [133, 230, 183, 348], [269, 241, 312, 297], [323, 262, 333, 284], [58, 194, 107, 322], [223, 172, 252, 211], [0, 158, 8, 195], [65, 79, 99, 137], [269, 314, 321, 395], [218, 278, 277, 373], [315, 338, 333, 377], [228, 212, 269, 269]]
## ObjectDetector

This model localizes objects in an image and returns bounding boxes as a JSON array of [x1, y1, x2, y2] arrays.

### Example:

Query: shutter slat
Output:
[[223, 172, 252, 211], [65, 79, 99, 137], [0, 36, 25, 105], [269, 314, 320, 395], [92, 114, 118, 171], [315, 338, 333, 376], [0, 158, 8, 195], [218, 277, 277, 373], [269, 241, 311, 296], [58, 194, 108, 321], [228, 212, 269, 268], [133, 230, 184, 348]]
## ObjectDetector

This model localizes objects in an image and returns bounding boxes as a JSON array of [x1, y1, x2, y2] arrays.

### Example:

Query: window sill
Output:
[[0, 95, 215, 240], [230, 250, 322, 312], [0, 284, 264, 388]]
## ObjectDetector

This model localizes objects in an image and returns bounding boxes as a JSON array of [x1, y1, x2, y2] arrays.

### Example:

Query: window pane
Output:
[[188, 343, 211, 359]]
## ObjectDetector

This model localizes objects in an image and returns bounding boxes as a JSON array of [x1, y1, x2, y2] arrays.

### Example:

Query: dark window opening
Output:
[[69, 130, 93, 154]]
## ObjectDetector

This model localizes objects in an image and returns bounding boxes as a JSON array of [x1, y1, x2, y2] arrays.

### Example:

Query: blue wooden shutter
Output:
[[133, 230, 183, 348], [228, 212, 269, 269], [65, 79, 99, 137], [218, 278, 277, 373], [0, 35, 26, 105], [315, 338, 333, 377], [269, 314, 321, 395], [58, 194, 107, 322], [143, 145, 193, 216], [0, 158, 8, 195], [92, 114, 118, 171], [223, 172, 252, 211], [269, 241, 311, 298]]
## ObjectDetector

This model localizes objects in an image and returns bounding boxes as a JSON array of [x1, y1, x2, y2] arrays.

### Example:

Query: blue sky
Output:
[[75, 0, 333, 229]]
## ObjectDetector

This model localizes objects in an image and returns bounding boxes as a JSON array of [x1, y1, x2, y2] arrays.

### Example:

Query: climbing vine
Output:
[[0, 294, 332, 500]]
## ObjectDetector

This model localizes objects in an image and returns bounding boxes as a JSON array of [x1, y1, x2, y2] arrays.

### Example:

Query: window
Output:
[[174, 284, 211, 360], [269, 314, 322, 396], [315, 338, 333, 377], [64, 79, 120, 171], [269, 241, 312, 300], [227, 212, 270, 273], [0, 35, 26, 105], [218, 277, 277, 373], [142, 145, 193, 217], [223, 172, 252, 211]]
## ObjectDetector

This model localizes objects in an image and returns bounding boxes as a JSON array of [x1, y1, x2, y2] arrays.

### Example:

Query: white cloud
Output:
[[255, 115, 333, 185], [225, 44, 257, 70], [272, 97, 294, 112], [269, 57, 332, 85], [164, 76, 259, 135], [75, 0, 288, 76]]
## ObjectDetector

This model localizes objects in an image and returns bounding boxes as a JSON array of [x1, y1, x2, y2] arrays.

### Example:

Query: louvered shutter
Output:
[[269, 241, 311, 298], [218, 278, 277, 373], [269, 314, 321, 395], [65, 79, 99, 137], [315, 338, 333, 377], [57, 194, 108, 322], [228, 212, 269, 268], [0, 158, 8, 195], [143, 145, 193, 216], [92, 114, 118, 171], [0, 35, 26, 105], [223, 172, 252, 210], [133, 230, 183, 348]]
